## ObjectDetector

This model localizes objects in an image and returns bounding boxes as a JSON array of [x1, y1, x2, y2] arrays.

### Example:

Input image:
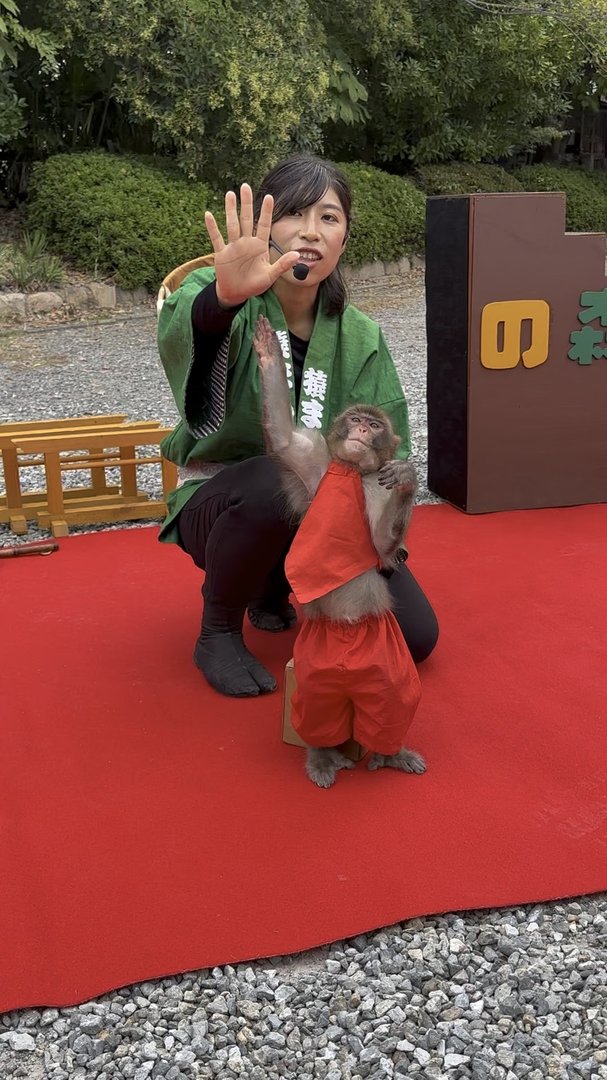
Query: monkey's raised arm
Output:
[[252, 315, 329, 511], [252, 315, 296, 453]]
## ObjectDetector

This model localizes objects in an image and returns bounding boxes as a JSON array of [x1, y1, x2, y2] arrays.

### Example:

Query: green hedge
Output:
[[26, 152, 224, 292], [26, 153, 426, 288], [513, 164, 607, 234], [415, 162, 524, 195], [25, 153, 607, 291], [338, 163, 426, 265]]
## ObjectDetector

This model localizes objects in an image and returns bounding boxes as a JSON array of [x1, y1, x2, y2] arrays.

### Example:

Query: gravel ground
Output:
[[1, 277, 606, 1079], [0, 276, 438, 549]]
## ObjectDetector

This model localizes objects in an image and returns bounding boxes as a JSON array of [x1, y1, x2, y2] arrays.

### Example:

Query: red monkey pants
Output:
[[291, 611, 422, 756]]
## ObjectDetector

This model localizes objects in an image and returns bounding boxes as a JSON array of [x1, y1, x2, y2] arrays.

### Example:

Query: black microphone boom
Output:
[[269, 238, 310, 281]]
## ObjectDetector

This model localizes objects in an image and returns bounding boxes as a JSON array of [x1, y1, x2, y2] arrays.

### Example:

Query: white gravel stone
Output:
[[444, 1052, 471, 1067], [0, 1031, 37, 1051], [414, 1047, 432, 1065]]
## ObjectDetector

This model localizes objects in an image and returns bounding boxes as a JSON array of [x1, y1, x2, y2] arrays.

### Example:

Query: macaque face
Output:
[[328, 406, 400, 474]]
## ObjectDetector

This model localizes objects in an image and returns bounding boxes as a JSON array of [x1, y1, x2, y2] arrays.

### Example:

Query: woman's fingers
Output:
[[239, 183, 254, 237], [266, 250, 301, 284], [204, 211, 225, 252], [212, 185, 273, 251], [225, 190, 241, 244], [255, 193, 274, 244]]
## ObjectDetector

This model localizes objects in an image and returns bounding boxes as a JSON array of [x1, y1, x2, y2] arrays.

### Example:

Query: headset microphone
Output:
[[269, 238, 310, 281]]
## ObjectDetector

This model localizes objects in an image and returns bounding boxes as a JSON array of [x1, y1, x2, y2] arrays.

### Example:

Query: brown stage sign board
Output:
[[425, 192, 607, 512]]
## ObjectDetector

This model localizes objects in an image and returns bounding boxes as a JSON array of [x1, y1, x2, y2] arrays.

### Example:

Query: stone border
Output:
[[0, 256, 426, 324], [342, 255, 425, 283], [0, 283, 152, 322]]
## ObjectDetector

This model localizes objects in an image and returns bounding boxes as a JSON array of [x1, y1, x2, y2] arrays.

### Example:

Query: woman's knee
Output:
[[230, 457, 291, 526], [388, 564, 439, 664], [405, 612, 439, 664]]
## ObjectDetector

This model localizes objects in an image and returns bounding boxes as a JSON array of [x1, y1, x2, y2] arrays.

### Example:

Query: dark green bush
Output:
[[513, 164, 607, 234], [415, 162, 524, 195], [25, 152, 427, 284], [26, 152, 426, 285], [24, 153, 607, 291], [338, 163, 426, 265], [26, 152, 224, 292]]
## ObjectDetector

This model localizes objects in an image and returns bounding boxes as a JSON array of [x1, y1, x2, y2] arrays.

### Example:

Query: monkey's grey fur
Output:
[[252, 314, 426, 788]]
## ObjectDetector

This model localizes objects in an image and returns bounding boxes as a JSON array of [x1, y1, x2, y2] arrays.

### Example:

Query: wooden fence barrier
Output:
[[0, 415, 178, 536]]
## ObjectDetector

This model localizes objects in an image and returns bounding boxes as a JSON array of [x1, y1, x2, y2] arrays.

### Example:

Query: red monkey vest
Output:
[[285, 461, 380, 603]]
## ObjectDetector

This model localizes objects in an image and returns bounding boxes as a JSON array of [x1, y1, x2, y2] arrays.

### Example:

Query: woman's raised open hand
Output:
[[204, 183, 299, 308]]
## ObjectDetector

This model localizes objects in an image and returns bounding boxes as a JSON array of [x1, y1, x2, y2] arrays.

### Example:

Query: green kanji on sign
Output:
[[577, 288, 607, 326], [568, 327, 606, 365], [568, 289, 607, 365]]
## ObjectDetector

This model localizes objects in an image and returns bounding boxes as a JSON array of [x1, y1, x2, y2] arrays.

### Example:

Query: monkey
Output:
[[252, 314, 426, 789]]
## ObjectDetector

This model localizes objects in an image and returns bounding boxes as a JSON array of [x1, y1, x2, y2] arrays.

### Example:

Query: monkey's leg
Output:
[[367, 748, 427, 774], [306, 747, 356, 789]]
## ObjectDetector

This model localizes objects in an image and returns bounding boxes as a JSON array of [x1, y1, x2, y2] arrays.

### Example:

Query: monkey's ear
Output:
[[392, 434, 401, 453]]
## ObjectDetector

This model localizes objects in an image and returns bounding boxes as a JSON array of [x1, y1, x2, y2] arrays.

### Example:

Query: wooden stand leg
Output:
[[119, 445, 138, 498], [89, 450, 110, 495], [2, 447, 23, 512], [8, 514, 28, 535], [43, 450, 69, 537]]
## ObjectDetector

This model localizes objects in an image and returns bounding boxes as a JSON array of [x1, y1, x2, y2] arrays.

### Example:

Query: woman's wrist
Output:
[[191, 282, 245, 335], [215, 287, 245, 310]]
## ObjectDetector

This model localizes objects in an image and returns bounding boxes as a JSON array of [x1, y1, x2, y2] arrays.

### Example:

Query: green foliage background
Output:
[[513, 165, 607, 232], [4, 0, 607, 196], [25, 152, 607, 291], [415, 164, 524, 196], [27, 153, 222, 291], [26, 154, 428, 287], [6, 0, 607, 288]]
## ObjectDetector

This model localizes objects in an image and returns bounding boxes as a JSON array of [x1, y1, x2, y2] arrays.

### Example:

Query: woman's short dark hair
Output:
[[254, 154, 351, 317]]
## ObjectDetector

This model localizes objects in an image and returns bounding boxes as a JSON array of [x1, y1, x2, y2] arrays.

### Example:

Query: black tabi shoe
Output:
[[193, 631, 277, 697]]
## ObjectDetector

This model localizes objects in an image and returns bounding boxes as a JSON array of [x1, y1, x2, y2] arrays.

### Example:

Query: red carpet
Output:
[[1, 503, 607, 1012]]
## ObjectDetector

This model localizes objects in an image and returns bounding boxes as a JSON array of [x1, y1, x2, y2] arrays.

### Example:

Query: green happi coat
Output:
[[157, 266, 411, 547]]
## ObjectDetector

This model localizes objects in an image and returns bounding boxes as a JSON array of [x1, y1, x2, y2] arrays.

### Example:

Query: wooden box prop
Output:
[[0, 415, 177, 537], [282, 658, 366, 762], [426, 192, 607, 513]]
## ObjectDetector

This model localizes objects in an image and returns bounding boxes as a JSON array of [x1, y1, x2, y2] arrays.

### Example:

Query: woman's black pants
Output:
[[177, 457, 438, 663]]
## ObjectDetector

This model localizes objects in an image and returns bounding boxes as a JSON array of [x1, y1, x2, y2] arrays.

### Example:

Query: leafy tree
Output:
[[3, 0, 607, 204], [323, 0, 604, 168], [3, 0, 333, 195], [0, 0, 58, 151]]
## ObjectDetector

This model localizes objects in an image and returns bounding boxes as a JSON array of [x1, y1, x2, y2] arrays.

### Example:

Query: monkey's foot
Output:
[[306, 747, 356, 789], [193, 632, 277, 697], [367, 748, 427, 774], [247, 601, 297, 633]]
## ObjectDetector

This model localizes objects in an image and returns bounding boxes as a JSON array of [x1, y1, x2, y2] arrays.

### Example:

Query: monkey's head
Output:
[[327, 405, 400, 474]]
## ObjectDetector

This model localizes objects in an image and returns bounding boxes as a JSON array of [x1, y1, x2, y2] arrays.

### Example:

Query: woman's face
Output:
[[270, 186, 348, 286]]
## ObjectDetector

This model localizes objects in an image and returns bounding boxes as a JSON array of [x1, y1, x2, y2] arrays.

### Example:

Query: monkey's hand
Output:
[[252, 314, 284, 371], [377, 459, 418, 494]]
